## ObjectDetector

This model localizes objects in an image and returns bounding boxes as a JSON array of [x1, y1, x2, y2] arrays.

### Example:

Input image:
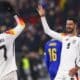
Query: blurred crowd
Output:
[[0, 0, 80, 80]]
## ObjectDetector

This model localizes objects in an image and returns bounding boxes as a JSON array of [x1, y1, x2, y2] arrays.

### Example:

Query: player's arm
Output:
[[37, 5, 64, 41], [5, 4, 25, 38]]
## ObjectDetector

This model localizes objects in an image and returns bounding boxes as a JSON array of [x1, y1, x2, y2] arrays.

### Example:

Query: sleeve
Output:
[[44, 52, 50, 69], [44, 44, 50, 69], [76, 39, 80, 67], [5, 15, 25, 39], [41, 16, 64, 41]]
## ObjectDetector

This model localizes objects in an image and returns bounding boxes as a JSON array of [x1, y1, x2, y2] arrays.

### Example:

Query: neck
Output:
[[68, 31, 77, 36]]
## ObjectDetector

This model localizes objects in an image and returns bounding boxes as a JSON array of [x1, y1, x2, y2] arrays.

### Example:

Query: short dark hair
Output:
[[67, 17, 78, 24]]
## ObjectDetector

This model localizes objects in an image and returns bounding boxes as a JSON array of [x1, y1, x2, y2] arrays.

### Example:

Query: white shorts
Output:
[[1, 71, 18, 80]]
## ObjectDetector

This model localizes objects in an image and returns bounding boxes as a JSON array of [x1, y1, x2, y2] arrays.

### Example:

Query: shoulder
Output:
[[45, 39, 61, 47], [60, 33, 68, 37], [5, 29, 16, 35], [72, 36, 80, 45], [77, 36, 80, 41], [46, 39, 56, 45]]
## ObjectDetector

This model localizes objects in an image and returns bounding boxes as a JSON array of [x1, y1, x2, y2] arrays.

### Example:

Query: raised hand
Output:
[[37, 5, 46, 17]]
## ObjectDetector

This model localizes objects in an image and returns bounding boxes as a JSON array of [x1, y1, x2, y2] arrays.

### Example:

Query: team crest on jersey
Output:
[[65, 38, 69, 41], [72, 40, 76, 44]]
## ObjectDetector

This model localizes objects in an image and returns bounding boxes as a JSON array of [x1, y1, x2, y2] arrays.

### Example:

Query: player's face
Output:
[[66, 20, 76, 33]]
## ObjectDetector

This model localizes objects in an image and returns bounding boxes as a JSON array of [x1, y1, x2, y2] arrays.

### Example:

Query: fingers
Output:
[[36, 4, 43, 13], [38, 4, 43, 10], [36, 4, 45, 17], [69, 68, 78, 77], [69, 71, 74, 77]]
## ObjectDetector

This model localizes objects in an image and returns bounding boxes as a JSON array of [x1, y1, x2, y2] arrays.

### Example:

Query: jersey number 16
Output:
[[48, 48, 57, 61]]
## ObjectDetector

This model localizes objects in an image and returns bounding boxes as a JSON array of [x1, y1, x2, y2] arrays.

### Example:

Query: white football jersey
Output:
[[57, 36, 80, 75], [0, 16, 25, 79], [41, 17, 80, 76]]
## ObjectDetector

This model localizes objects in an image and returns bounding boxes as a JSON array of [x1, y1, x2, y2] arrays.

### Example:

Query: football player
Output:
[[37, 5, 79, 80], [0, 3, 25, 80], [44, 39, 62, 80]]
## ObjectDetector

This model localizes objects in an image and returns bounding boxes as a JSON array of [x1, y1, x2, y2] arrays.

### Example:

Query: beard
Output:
[[66, 27, 74, 33]]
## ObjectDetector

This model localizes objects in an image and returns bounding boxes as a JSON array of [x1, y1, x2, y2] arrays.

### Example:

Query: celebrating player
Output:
[[0, 3, 25, 80], [44, 39, 62, 80], [37, 5, 80, 80]]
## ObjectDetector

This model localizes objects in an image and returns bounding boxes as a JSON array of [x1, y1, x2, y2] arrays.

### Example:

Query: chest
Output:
[[62, 37, 78, 50]]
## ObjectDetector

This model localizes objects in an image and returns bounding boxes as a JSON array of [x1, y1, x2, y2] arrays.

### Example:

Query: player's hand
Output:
[[69, 67, 78, 77], [37, 5, 46, 17]]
